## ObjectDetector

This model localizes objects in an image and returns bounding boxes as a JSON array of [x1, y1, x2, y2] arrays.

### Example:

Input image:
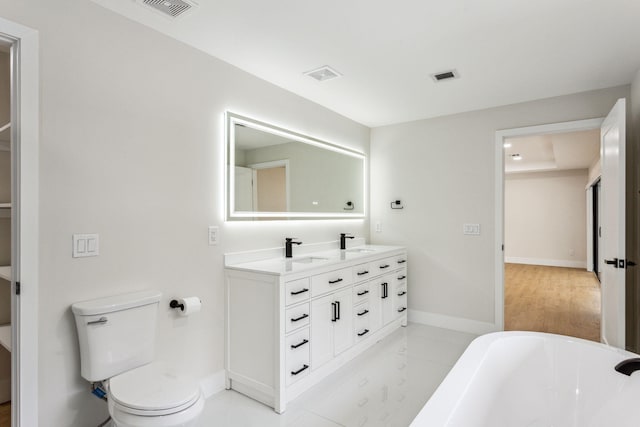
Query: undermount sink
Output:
[[346, 248, 376, 253], [290, 256, 329, 264]]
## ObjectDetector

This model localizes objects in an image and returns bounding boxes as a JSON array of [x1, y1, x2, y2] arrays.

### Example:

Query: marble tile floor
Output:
[[197, 324, 477, 427]]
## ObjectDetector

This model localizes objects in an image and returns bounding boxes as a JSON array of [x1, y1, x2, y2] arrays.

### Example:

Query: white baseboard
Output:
[[505, 257, 587, 269], [408, 309, 499, 335], [200, 370, 226, 398]]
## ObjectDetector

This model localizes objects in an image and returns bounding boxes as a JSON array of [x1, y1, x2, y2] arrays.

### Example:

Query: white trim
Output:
[[248, 159, 291, 212], [408, 309, 499, 335], [505, 257, 587, 269], [199, 370, 226, 399], [586, 186, 594, 272], [0, 17, 39, 427], [495, 117, 604, 335]]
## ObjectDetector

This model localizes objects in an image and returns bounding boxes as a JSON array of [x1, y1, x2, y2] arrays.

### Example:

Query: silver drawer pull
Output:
[[87, 316, 108, 325]]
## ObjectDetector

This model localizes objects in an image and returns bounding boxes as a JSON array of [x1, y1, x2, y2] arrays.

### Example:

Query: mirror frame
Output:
[[225, 111, 366, 220]]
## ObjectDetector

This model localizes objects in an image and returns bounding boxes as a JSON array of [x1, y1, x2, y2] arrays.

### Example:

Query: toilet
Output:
[[71, 290, 204, 427]]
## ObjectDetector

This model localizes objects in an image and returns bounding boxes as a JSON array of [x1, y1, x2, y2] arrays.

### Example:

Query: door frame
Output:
[[248, 159, 291, 212], [0, 17, 39, 427], [494, 117, 603, 330]]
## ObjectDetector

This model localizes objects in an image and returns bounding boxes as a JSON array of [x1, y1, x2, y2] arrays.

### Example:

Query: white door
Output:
[[600, 98, 626, 348], [311, 294, 335, 368], [333, 288, 353, 355]]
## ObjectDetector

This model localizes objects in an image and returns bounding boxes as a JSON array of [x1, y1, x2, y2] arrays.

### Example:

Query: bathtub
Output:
[[410, 331, 640, 427]]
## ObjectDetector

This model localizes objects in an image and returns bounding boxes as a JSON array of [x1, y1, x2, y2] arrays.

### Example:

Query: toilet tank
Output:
[[71, 290, 162, 382]]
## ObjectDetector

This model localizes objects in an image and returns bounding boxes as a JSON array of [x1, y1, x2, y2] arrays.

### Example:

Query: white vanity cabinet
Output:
[[225, 245, 407, 413]]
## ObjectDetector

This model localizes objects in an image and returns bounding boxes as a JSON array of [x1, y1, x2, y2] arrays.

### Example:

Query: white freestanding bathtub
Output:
[[411, 331, 640, 427]]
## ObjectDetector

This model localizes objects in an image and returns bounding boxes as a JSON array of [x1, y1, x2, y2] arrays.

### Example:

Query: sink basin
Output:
[[346, 248, 376, 253], [290, 256, 329, 264]]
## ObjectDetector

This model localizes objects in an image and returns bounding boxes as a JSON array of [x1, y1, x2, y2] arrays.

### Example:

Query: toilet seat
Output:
[[109, 363, 202, 417]]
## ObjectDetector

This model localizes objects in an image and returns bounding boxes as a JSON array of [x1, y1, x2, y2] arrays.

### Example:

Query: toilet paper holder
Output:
[[169, 299, 185, 311]]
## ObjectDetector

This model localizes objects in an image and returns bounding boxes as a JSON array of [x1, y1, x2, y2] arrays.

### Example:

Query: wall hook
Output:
[[344, 201, 354, 211], [390, 200, 404, 209]]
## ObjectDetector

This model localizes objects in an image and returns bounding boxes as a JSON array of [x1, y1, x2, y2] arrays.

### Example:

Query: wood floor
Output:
[[505, 263, 601, 342], [0, 402, 9, 426]]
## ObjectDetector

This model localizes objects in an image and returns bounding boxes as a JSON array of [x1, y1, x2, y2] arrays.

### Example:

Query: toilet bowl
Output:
[[107, 362, 205, 427]]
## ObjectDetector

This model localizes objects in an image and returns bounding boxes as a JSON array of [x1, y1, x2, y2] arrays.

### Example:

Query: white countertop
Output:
[[225, 245, 405, 276]]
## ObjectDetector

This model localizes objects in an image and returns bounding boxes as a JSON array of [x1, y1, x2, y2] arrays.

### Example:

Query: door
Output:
[[233, 166, 253, 211], [311, 294, 334, 368], [332, 288, 353, 355], [600, 98, 626, 348]]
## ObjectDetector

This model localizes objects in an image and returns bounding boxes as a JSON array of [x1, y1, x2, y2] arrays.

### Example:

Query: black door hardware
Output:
[[397, 307, 407, 313], [357, 329, 370, 337], [357, 270, 369, 276], [357, 309, 369, 317], [397, 291, 407, 296], [379, 264, 390, 269], [397, 259, 406, 264], [335, 301, 341, 320], [357, 290, 369, 296], [398, 275, 406, 280], [331, 302, 337, 322], [290, 288, 309, 296], [604, 258, 619, 267], [381, 282, 388, 299], [328, 278, 343, 284]]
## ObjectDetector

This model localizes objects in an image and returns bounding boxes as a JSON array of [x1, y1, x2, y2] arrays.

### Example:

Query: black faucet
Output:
[[285, 238, 302, 258], [340, 233, 355, 250], [615, 358, 640, 376]]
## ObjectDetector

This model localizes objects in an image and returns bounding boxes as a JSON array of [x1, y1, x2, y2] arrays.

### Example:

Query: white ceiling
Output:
[[504, 129, 600, 174], [93, 0, 640, 127]]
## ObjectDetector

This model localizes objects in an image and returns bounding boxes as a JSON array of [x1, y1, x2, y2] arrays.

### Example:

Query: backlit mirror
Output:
[[226, 112, 366, 220]]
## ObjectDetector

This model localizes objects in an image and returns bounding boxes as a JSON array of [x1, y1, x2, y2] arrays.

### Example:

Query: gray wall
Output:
[[370, 85, 630, 326], [0, 1, 370, 425]]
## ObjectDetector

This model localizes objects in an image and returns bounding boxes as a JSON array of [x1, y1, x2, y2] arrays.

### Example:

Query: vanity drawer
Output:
[[286, 328, 310, 385], [311, 267, 353, 297], [353, 282, 371, 305], [395, 294, 408, 318], [395, 268, 407, 289], [372, 256, 396, 275], [395, 254, 408, 268], [353, 263, 372, 282], [354, 303, 371, 342], [286, 303, 310, 333], [285, 278, 311, 306]]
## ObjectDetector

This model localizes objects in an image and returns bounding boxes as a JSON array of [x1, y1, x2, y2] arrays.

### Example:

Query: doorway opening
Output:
[[494, 117, 605, 339]]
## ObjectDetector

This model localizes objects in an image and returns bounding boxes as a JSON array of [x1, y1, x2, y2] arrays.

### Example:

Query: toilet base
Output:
[[109, 392, 205, 427]]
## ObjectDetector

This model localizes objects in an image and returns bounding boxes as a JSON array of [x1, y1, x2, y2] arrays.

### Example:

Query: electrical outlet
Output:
[[208, 226, 219, 246]]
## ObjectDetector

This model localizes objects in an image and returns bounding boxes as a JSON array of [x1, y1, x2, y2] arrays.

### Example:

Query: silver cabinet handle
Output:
[[87, 316, 108, 325]]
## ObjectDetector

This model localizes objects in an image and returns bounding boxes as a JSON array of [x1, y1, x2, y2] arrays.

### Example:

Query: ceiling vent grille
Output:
[[140, 0, 196, 18], [431, 69, 459, 82], [304, 65, 342, 82]]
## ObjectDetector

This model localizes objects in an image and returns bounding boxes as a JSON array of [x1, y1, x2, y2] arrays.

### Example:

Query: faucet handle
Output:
[[286, 237, 302, 244]]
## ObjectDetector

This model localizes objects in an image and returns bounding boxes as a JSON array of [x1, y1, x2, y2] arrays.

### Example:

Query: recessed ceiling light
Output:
[[511, 154, 523, 161], [304, 65, 342, 82], [503, 142, 512, 148]]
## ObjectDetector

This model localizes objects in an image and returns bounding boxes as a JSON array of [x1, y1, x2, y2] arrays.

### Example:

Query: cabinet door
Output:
[[333, 287, 353, 355], [311, 294, 335, 369], [380, 274, 395, 326], [369, 278, 384, 334]]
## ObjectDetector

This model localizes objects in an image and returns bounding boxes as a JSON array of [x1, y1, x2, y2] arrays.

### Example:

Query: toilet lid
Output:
[[109, 363, 201, 415]]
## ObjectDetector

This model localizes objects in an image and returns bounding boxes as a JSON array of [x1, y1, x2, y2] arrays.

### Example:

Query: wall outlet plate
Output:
[[208, 226, 219, 246], [73, 234, 99, 258], [463, 224, 480, 235]]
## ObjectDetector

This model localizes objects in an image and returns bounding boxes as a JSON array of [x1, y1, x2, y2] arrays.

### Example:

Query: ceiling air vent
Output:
[[304, 65, 342, 82], [431, 69, 459, 82], [140, 0, 197, 18]]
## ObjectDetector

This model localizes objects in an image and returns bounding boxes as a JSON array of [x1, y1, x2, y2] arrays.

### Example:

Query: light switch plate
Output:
[[208, 226, 219, 246], [463, 224, 480, 235], [73, 234, 99, 258]]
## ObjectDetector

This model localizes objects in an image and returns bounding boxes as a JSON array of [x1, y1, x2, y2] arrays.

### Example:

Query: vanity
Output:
[[224, 244, 408, 413]]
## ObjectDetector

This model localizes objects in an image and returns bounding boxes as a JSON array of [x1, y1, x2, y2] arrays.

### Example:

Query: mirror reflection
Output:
[[227, 113, 365, 219]]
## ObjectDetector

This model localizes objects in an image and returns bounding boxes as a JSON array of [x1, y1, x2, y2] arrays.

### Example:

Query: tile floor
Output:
[[197, 324, 476, 427]]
